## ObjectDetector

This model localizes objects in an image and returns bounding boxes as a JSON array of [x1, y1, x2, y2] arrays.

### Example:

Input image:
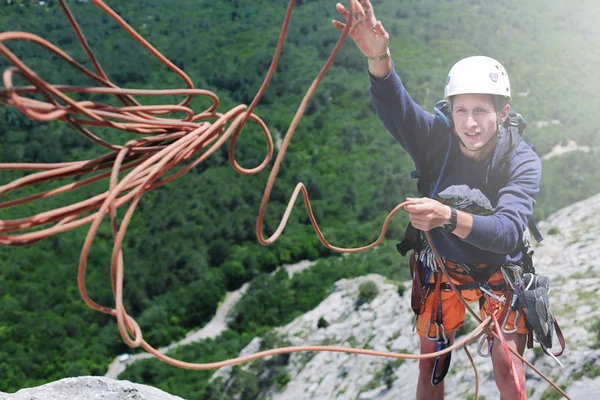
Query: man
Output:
[[333, 1, 541, 399]]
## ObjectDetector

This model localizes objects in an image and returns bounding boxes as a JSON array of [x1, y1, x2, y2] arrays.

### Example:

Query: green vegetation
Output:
[[591, 319, 600, 348], [317, 317, 329, 329], [571, 359, 600, 381], [397, 282, 407, 297], [466, 395, 486, 400], [360, 359, 403, 393], [0, 0, 599, 397], [540, 383, 569, 400], [358, 281, 379, 303], [547, 226, 561, 235]]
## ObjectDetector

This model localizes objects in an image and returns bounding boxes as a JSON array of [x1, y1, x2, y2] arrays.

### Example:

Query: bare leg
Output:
[[490, 332, 527, 400], [416, 331, 456, 400]]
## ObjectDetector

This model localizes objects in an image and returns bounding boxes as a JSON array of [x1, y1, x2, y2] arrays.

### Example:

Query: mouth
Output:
[[465, 131, 481, 138]]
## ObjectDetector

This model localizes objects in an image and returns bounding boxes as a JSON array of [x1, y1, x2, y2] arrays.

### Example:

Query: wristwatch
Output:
[[441, 207, 457, 233]]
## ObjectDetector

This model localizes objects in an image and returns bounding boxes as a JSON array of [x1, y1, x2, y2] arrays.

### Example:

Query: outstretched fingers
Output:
[[333, 2, 357, 31], [358, 0, 375, 21], [335, 2, 352, 21], [336, 1, 368, 22], [352, 0, 366, 20], [331, 19, 346, 31]]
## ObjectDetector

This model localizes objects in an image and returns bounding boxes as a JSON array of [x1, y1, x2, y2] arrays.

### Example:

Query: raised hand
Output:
[[332, 0, 389, 59]]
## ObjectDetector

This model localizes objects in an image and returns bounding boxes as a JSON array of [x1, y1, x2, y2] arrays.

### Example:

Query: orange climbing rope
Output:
[[0, 0, 568, 398]]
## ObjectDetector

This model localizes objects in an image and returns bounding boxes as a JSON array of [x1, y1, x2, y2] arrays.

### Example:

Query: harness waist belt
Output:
[[424, 281, 508, 293]]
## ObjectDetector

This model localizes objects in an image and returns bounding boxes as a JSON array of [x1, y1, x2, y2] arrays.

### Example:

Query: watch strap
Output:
[[442, 207, 457, 233]]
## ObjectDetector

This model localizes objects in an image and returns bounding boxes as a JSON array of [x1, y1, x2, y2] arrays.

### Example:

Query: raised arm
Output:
[[332, 0, 446, 170]]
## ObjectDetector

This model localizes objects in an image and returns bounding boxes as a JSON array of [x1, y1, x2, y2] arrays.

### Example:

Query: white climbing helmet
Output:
[[444, 56, 511, 99]]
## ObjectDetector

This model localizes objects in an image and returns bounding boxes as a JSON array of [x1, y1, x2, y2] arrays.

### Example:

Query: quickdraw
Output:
[[427, 271, 452, 385]]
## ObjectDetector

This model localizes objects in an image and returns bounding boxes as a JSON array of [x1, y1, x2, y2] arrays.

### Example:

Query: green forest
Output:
[[1, 0, 599, 398]]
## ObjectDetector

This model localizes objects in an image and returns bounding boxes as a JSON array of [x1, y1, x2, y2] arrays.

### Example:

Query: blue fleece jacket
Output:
[[370, 66, 541, 265]]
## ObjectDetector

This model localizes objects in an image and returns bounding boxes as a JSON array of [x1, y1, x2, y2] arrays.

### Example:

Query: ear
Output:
[[499, 104, 510, 124]]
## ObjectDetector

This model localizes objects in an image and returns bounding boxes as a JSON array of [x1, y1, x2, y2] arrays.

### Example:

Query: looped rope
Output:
[[0, 1, 568, 398]]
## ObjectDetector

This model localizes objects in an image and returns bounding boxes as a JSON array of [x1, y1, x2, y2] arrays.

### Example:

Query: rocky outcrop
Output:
[[0, 376, 184, 400], [212, 192, 600, 400]]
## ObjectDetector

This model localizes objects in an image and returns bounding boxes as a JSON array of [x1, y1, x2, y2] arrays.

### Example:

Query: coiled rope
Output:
[[0, 0, 568, 398]]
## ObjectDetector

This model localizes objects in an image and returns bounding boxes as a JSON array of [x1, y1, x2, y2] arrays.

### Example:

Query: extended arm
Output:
[[465, 150, 541, 253], [404, 146, 542, 254]]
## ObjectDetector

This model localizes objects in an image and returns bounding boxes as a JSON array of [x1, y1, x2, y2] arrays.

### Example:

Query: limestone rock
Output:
[[0, 376, 184, 400]]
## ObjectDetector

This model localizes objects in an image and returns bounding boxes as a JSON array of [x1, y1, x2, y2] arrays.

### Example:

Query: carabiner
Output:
[[479, 284, 505, 304], [501, 309, 520, 334], [439, 323, 448, 344], [426, 320, 448, 343], [502, 292, 520, 334], [426, 320, 440, 341], [477, 335, 493, 358], [431, 338, 452, 386]]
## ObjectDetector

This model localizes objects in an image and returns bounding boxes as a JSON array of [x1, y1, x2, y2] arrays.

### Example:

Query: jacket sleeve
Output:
[[464, 144, 542, 254], [369, 65, 446, 172]]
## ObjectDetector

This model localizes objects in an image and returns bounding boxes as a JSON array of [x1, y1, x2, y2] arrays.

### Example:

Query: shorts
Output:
[[415, 272, 529, 337]]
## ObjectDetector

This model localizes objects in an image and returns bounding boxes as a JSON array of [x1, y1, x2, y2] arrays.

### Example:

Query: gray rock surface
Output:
[[0, 376, 184, 400]]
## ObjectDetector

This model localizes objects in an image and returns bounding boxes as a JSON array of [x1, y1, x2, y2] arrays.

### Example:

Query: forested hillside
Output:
[[1, 0, 599, 397]]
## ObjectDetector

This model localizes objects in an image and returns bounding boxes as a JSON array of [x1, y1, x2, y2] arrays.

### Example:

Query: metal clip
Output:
[[501, 309, 520, 334], [501, 292, 520, 334], [477, 335, 492, 358], [426, 321, 447, 343], [501, 264, 524, 291], [500, 267, 515, 290], [479, 284, 505, 304], [426, 320, 440, 341], [439, 324, 448, 344]]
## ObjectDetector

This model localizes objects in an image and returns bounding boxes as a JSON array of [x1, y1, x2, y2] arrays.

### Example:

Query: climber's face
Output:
[[452, 94, 509, 162]]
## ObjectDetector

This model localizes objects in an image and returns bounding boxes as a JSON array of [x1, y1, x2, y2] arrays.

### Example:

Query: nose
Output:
[[466, 114, 478, 128]]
